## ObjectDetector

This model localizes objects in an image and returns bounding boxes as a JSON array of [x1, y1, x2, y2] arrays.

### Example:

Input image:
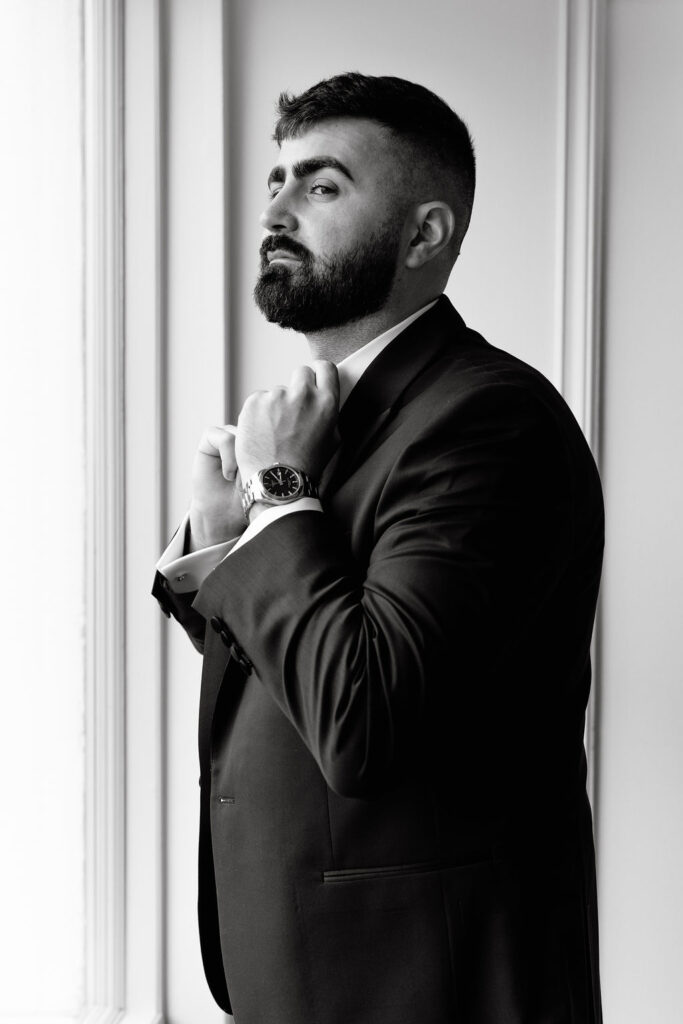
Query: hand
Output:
[[189, 425, 245, 550], [235, 361, 340, 483]]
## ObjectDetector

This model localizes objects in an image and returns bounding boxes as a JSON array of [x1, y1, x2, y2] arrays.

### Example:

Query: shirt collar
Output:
[[335, 299, 439, 409]]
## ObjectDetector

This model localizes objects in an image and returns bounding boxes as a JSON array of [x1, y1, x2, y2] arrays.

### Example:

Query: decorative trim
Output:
[[554, 0, 606, 809], [221, 0, 233, 423], [153, 0, 169, 1016], [553, 0, 569, 398], [79, 1007, 125, 1024], [554, 0, 605, 453], [82, 0, 126, 1017], [79, 1011, 164, 1024]]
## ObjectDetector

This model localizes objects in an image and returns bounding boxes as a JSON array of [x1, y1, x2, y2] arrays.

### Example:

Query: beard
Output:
[[253, 223, 401, 333]]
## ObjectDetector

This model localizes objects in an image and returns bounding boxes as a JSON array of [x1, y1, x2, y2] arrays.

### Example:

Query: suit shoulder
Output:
[[427, 328, 585, 441], [440, 327, 556, 397], [401, 325, 602, 501]]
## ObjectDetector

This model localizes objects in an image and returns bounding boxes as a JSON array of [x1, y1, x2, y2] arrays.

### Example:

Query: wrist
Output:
[[189, 502, 244, 550], [246, 503, 269, 526]]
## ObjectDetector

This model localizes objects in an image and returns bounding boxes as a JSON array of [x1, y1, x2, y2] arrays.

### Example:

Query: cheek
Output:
[[305, 228, 351, 266], [314, 207, 382, 259]]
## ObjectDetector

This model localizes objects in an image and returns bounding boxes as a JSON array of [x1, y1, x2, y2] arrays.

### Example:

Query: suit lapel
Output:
[[321, 296, 468, 498]]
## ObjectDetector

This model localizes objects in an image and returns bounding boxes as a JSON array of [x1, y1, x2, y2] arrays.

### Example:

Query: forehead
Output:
[[276, 118, 397, 179]]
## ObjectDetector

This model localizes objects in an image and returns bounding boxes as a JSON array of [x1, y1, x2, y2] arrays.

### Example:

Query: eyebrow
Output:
[[267, 156, 355, 189]]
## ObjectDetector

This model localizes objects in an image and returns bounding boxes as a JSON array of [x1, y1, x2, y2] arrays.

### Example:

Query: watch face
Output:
[[261, 465, 303, 499]]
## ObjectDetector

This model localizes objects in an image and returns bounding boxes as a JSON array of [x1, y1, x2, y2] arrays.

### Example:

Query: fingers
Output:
[[198, 425, 238, 480], [290, 365, 315, 390], [289, 361, 339, 408], [311, 359, 340, 409]]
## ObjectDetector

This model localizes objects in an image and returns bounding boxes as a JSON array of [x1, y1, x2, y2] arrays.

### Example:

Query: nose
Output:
[[259, 189, 298, 233]]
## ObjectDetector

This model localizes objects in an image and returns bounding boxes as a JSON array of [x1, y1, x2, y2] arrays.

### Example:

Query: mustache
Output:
[[259, 235, 311, 262]]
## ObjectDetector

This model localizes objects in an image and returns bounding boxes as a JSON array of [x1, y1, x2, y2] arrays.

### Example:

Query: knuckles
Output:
[[241, 383, 333, 412], [242, 390, 266, 409], [236, 377, 339, 438]]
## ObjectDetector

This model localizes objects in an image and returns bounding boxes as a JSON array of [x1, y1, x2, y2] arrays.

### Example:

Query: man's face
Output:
[[254, 118, 407, 333]]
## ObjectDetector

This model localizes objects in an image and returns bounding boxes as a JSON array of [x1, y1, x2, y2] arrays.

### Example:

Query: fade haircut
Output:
[[274, 72, 476, 251]]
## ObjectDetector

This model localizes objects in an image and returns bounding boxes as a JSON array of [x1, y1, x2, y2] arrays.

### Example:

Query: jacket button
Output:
[[209, 616, 234, 648], [230, 642, 253, 675], [208, 616, 251, 672]]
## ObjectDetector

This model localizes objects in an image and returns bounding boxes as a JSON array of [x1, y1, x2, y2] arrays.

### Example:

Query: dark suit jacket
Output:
[[153, 296, 604, 1024]]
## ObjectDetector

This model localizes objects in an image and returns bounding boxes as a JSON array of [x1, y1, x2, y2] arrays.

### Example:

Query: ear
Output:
[[404, 202, 456, 269]]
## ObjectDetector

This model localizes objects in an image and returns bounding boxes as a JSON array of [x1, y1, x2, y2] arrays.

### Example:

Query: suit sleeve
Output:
[[192, 385, 577, 797], [152, 570, 206, 654], [152, 519, 207, 653]]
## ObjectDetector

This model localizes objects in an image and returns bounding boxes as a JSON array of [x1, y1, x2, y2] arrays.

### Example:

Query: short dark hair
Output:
[[274, 72, 476, 244]]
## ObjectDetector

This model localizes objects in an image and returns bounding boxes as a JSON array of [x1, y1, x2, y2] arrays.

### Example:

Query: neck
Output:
[[305, 292, 441, 364]]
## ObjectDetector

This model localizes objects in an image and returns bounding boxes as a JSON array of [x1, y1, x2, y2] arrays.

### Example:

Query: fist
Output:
[[235, 361, 340, 483], [189, 424, 245, 550]]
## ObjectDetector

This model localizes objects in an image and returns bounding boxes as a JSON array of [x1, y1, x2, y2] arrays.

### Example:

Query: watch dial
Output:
[[262, 465, 302, 498]]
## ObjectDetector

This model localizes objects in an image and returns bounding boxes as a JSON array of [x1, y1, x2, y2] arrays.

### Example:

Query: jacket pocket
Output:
[[323, 855, 489, 884], [298, 865, 456, 1023]]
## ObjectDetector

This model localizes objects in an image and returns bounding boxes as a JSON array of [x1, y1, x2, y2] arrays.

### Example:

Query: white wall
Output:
[[596, 2, 683, 1021]]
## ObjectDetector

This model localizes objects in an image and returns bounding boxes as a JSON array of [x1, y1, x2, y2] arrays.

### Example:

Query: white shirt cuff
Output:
[[156, 500, 323, 593], [155, 510, 240, 593], [230, 498, 323, 555]]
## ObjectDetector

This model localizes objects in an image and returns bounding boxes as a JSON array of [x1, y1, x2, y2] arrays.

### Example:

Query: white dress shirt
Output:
[[156, 300, 438, 594]]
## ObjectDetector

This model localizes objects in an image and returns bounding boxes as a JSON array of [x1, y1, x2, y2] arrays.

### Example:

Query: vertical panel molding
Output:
[[120, 0, 169, 1017], [152, 0, 169, 1017], [554, 0, 606, 809], [82, 0, 126, 1020]]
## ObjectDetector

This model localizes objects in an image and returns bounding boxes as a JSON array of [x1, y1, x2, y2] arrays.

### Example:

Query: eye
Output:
[[268, 186, 282, 200], [308, 180, 338, 200]]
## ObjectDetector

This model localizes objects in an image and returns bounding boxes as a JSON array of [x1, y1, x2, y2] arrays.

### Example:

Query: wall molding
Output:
[[152, 0, 169, 1015], [83, 0, 175, 1017], [82, 0, 126, 1017], [554, 0, 606, 808]]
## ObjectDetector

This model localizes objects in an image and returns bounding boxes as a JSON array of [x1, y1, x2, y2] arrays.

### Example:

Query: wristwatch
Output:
[[240, 464, 318, 521]]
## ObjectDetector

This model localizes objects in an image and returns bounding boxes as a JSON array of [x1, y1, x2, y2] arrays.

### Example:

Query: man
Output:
[[153, 73, 604, 1024]]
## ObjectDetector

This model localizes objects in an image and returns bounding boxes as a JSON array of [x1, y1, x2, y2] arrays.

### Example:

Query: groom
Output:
[[154, 72, 604, 1024]]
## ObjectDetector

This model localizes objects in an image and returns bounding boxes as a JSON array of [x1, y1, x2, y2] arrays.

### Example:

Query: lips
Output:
[[267, 249, 302, 263]]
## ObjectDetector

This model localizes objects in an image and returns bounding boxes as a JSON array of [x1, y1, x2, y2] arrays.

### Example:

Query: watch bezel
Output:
[[258, 464, 305, 502]]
